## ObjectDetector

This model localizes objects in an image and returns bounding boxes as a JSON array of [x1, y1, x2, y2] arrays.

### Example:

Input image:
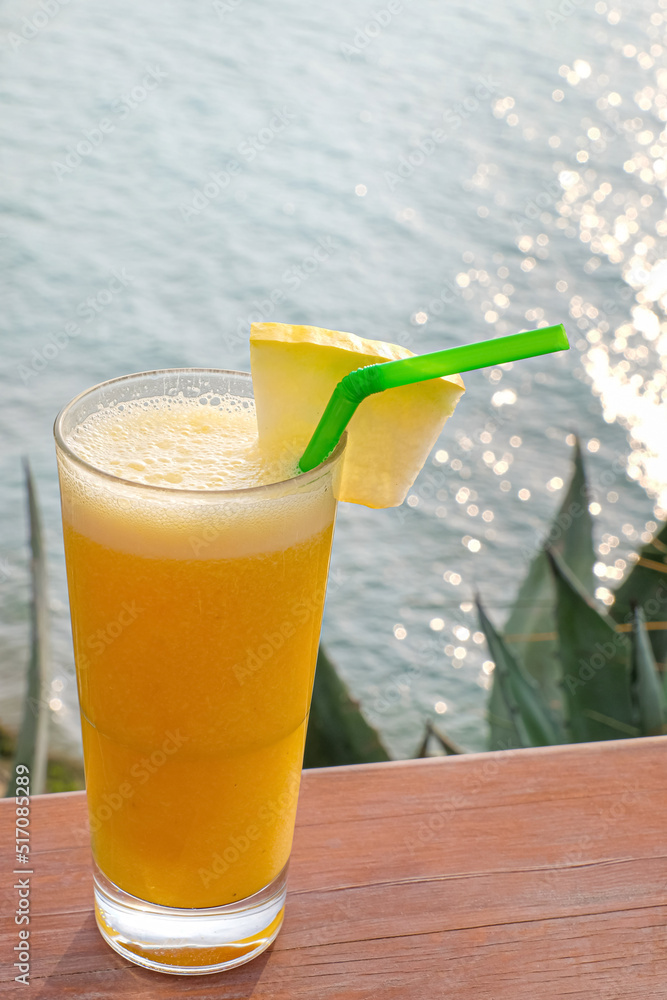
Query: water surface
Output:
[[1, 0, 665, 757]]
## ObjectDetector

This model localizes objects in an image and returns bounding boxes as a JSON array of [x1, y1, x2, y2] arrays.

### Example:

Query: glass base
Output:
[[93, 862, 287, 975]]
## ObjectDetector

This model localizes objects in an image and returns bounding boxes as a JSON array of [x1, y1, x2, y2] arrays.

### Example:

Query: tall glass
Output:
[[54, 369, 345, 975]]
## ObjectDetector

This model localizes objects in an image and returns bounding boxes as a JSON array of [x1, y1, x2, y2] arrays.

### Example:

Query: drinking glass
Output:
[[54, 369, 344, 974]]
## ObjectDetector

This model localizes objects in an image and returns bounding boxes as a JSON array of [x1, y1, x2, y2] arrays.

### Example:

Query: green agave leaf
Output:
[[303, 645, 391, 767], [7, 461, 51, 797], [548, 436, 597, 593], [478, 595, 562, 749], [631, 605, 665, 736], [489, 438, 595, 749], [428, 721, 464, 755], [416, 719, 464, 757], [612, 519, 667, 671], [415, 723, 431, 759], [547, 547, 634, 743]]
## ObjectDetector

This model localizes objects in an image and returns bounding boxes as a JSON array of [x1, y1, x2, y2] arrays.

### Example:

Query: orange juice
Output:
[[57, 380, 341, 912]]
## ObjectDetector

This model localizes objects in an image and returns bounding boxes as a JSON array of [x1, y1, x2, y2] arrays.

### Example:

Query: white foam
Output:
[[58, 393, 339, 559], [69, 394, 299, 490]]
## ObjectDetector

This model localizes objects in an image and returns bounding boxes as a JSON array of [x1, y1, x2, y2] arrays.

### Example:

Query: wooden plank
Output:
[[1, 737, 667, 997]]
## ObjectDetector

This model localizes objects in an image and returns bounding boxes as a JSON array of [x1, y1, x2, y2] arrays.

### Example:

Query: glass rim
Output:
[[53, 367, 346, 499]]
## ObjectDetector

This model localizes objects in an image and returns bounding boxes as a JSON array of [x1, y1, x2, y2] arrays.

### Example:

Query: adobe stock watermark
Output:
[[341, 0, 413, 61], [515, 448, 630, 565], [563, 580, 667, 697], [366, 650, 425, 719], [574, 283, 635, 332], [66, 726, 191, 848], [367, 613, 480, 720], [403, 743, 520, 857], [391, 456, 453, 526], [385, 76, 499, 191], [231, 571, 346, 686], [212, 0, 246, 15], [546, 0, 588, 29], [76, 600, 143, 668], [512, 110, 624, 235], [6, 0, 71, 53], [563, 630, 630, 696], [198, 772, 300, 889], [537, 782, 642, 898], [13, 765, 32, 986], [52, 66, 168, 180], [226, 234, 340, 345], [232, 593, 322, 685], [392, 424, 514, 530], [398, 255, 517, 354], [16, 268, 134, 383], [180, 105, 297, 221]]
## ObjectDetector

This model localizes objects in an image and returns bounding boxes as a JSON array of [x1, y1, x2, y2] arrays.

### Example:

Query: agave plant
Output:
[[5, 461, 51, 797], [2, 462, 85, 796], [479, 439, 667, 749], [9, 444, 664, 780], [312, 438, 667, 763], [304, 646, 391, 767]]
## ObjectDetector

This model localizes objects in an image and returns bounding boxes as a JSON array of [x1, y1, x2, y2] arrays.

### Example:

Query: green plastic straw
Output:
[[298, 323, 569, 473]]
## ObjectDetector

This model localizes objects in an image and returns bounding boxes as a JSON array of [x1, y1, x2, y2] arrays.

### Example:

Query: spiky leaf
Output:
[[7, 462, 51, 797], [426, 720, 464, 756], [415, 723, 431, 759], [415, 719, 464, 757], [631, 605, 664, 736], [478, 595, 562, 749], [548, 547, 634, 743], [612, 519, 667, 671], [303, 645, 391, 767], [489, 439, 595, 748]]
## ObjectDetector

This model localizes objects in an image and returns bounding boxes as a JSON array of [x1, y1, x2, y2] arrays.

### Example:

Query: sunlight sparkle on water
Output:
[[516, 28, 667, 517]]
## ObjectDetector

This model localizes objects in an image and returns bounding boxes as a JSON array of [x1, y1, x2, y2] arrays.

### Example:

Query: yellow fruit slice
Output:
[[249, 323, 465, 508]]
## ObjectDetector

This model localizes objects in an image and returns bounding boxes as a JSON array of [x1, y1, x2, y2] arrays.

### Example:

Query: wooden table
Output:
[[1, 737, 666, 997]]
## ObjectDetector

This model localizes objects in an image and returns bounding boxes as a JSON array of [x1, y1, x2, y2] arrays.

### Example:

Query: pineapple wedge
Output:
[[250, 322, 465, 508]]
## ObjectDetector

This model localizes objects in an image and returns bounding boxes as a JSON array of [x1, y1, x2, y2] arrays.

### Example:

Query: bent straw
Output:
[[298, 323, 569, 473]]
